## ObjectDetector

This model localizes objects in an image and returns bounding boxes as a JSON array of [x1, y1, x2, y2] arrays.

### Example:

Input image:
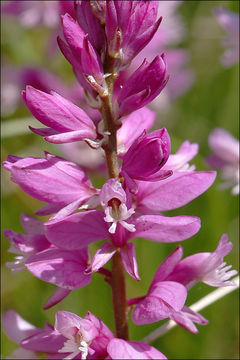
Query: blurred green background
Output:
[[1, 1, 239, 359]]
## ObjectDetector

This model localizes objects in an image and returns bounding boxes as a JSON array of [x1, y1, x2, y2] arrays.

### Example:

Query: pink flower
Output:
[[129, 246, 187, 325], [207, 128, 239, 195], [132, 140, 216, 215], [54, 310, 115, 359], [22, 86, 97, 144], [74, 0, 106, 54], [3, 152, 99, 216], [45, 178, 201, 281], [121, 128, 172, 185], [3, 309, 167, 359], [116, 2, 194, 111], [167, 234, 237, 287], [114, 54, 168, 117], [213, 7, 239, 67], [2, 310, 65, 358], [105, 1, 162, 69], [58, 13, 106, 96], [3, 213, 51, 273], [59, 107, 156, 172], [107, 339, 167, 359], [129, 246, 208, 333], [4, 214, 92, 309]]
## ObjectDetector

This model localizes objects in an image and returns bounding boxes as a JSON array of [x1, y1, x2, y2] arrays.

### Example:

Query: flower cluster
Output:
[[3, 1, 237, 359]]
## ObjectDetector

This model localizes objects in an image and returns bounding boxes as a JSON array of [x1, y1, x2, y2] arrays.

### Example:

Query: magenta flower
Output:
[[131, 140, 216, 214], [167, 234, 237, 287], [3, 213, 51, 273], [114, 54, 168, 117], [22, 86, 97, 144], [105, 0, 161, 69], [4, 213, 92, 309], [3, 152, 99, 216], [116, 2, 194, 111], [107, 339, 167, 359], [129, 245, 208, 333], [2, 310, 66, 358], [170, 306, 208, 334], [129, 246, 187, 325], [213, 7, 239, 67], [54, 310, 114, 359], [206, 128, 239, 195], [121, 128, 172, 185], [45, 178, 201, 281], [74, 0, 106, 54], [58, 13, 106, 96], [135, 170, 216, 215], [3, 309, 167, 359]]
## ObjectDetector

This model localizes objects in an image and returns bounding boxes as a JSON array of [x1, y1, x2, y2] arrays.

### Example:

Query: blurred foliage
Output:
[[1, 1, 239, 359]]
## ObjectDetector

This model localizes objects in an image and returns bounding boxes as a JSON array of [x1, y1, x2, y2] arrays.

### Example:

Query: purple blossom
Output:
[[213, 7, 239, 67], [3, 152, 99, 217], [4, 214, 92, 309], [116, 1, 194, 111], [114, 54, 168, 117], [206, 128, 239, 195], [3, 213, 51, 273], [105, 0, 162, 69], [22, 86, 97, 144], [2, 310, 66, 358], [58, 13, 106, 97], [167, 234, 237, 287], [45, 178, 201, 281], [3, 309, 167, 359], [107, 338, 167, 359], [75, 0, 106, 54], [121, 128, 171, 184], [129, 246, 208, 333]]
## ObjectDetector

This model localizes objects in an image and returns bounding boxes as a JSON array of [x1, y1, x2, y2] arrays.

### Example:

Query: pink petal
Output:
[[132, 281, 187, 325], [133, 215, 201, 243], [20, 213, 44, 235], [136, 171, 216, 212], [45, 210, 109, 250], [44, 288, 71, 310], [150, 246, 183, 289], [209, 128, 239, 163], [2, 311, 36, 344], [55, 311, 98, 343], [170, 306, 208, 334], [21, 330, 65, 353], [162, 141, 198, 171], [120, 242, 141, 281], [117, 107, 155, 153], [107, 339, 167, 359], [44, 129, 96, 143], [86, 241, 117, 274], [26, 248, 91, 289], [35, 204, 63, 216]]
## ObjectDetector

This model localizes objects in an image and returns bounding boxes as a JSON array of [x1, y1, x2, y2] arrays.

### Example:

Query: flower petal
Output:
[[45, 210, 109, 249], [133, 215, 201, 243]]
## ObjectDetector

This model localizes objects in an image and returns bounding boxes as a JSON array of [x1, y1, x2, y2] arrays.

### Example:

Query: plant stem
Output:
[[100, 72, 129, 340], [111, 251, 129, 339]]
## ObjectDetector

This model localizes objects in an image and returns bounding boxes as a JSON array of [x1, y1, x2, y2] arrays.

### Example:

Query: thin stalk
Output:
[[141, 276, 239, 344], [111, 251, 129, 339], [100, 69, 129, 340]]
